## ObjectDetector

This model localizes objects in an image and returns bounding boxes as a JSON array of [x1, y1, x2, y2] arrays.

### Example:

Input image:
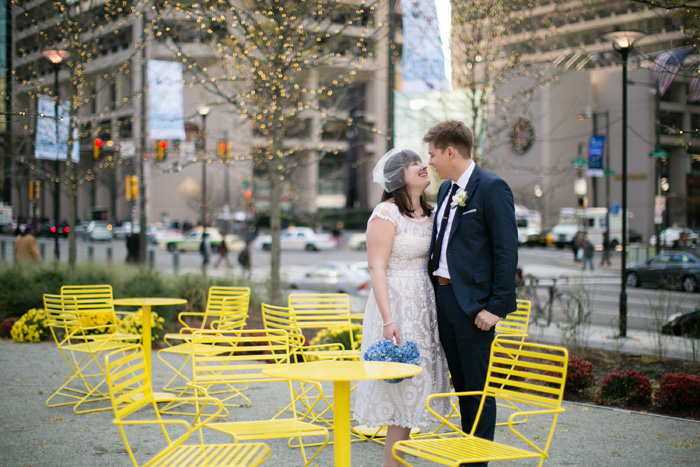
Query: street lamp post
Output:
[[41, 49, 70, 261], [604, 30, 646, 338], [198, 106, 211, 228]]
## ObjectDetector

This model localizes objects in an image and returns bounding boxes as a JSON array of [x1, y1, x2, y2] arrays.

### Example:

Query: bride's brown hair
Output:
[[380, 151, 433, 218]]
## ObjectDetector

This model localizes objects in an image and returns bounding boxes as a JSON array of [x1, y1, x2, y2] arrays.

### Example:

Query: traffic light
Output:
[[156, 140, 167, 160], [29, 180, 40, 200], [218, 140, 232, 160], [245, 190, 253, 199], [125, 175, 138, 201], [93, 138, 103, 160]]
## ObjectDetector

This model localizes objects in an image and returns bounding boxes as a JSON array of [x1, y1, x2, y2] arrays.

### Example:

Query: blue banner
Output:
[[400, 0, 451, 94], [148, 60, 186, 140], [586, 134, 605, 177], [35, 94, 79, 162]]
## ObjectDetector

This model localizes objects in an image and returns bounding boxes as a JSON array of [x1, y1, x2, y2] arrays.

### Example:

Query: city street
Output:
[[2, 234, 698, 333]]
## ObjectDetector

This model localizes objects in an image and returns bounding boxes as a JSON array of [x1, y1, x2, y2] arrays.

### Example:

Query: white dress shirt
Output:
[[432, 162, 475, 279]]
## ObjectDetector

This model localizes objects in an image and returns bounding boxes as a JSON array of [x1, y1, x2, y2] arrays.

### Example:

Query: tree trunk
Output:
[[269, 129, 283, 305]]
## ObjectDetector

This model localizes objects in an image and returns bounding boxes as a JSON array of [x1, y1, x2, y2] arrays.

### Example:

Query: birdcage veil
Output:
[[372, 149, 423, 193]]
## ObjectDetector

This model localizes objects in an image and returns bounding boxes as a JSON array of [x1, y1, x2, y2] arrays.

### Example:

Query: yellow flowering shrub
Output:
[[79, 312, 117, 335], [309, 325, 362, 351], [117, 308, 165, 342], [11, 308, 50, 343]]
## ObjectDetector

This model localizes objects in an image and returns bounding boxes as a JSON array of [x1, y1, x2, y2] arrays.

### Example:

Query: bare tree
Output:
[[10, 0, 147, 270], [153, 1, 380, 302]]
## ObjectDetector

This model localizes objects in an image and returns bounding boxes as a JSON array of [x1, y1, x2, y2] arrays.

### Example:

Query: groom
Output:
[[424, 120, 518, 446]]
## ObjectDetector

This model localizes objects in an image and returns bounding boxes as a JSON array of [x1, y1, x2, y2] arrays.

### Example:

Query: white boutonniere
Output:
[[450, 190, 468, 209]]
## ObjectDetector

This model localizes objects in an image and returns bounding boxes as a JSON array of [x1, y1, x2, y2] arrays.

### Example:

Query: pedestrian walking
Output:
[[238, 241, 251, 279], [126, 232, 140, 263], [200, 231, 211, 268], [14, 226, 40, 264], [582, 234, 594, 272], [214, 237, 232, 268]]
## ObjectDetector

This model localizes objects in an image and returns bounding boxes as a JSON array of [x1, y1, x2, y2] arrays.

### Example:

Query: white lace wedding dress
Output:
[[354, 202, 450, 428]]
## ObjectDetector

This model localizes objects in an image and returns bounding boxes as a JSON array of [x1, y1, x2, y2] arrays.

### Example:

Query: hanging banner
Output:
[[35, 94, 79, 162], [148, 60, 186, 140], [400, 0, 451, 94], [586, 134, 605, 177]]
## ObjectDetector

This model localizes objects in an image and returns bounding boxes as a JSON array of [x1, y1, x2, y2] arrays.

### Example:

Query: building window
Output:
[[660, 111, 684, 135], [98, 120, 112, 140], [318, 152, 346, 195], [117, 117, 132, 139]]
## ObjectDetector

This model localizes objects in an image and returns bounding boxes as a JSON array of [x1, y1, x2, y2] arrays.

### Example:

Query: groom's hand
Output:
[[475, 309, 500, 331]]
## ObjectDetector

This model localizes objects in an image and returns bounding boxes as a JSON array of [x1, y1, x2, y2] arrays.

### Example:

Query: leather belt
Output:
[[436, 276, 452, 286]]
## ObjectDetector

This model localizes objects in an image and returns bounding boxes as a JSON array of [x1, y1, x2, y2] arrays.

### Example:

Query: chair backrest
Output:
[[213, 296, 249, 330], [260, 303, 305, 353], [190, 329, 291, 386], [61, 284, 119, 333], [201, 286, 250, 329], [44, 293, 82, 343], [287, 293, 357, 350], [104, 344, 154, 420], [495, 299, 531, 340], [485, 338, 568, 410]]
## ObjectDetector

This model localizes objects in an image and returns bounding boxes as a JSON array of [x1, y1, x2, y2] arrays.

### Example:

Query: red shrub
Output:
[[655, 373, 700, 413], [596, 370, 652, 408], [564, 356, 595, 393], [0, 318, 19, 338]]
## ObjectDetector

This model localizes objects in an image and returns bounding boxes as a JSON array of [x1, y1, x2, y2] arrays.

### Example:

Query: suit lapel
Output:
[[448, 163, 481, 242]]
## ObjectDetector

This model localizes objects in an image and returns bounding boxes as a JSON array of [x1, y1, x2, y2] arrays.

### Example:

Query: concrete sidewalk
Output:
[[1, 339, 699, 467]]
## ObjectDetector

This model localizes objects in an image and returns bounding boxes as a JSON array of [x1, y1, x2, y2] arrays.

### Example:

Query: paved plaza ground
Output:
[[1, 338, 699, 466]]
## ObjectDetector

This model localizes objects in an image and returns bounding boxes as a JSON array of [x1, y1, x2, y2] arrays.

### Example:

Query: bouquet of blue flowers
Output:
[[363, 339, 420, 383]]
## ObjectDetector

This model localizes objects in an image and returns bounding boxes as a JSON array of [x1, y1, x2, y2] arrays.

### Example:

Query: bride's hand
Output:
[[383, 322, 399, 344]]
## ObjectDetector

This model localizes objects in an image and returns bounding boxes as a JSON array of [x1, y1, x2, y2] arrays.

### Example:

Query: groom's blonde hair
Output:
[[423, 120, 473, 159]]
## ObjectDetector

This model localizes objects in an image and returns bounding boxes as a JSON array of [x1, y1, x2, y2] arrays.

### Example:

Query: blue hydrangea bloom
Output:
[[363, 339, 421, 383]]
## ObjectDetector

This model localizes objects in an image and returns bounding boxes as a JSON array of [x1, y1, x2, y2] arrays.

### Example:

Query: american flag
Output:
[[652, 47, 693, 96], [689, 76, 700, 103]]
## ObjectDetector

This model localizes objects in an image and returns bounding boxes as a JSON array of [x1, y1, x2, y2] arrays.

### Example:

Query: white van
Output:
[[514, 204, 542, 244], [552, 207, 627, 249]]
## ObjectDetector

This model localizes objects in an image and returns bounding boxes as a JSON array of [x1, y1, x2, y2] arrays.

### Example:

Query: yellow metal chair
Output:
[[104, 344, 271, 467], [412, 300, 533, 440], [261, 303, 345, 427], [494, 299, 531, 341], [393, 338, 568, 467], [187, 329, 329, 467], [44, 293, 139, 414], [287, 293, 361, 361], [160, 287, 250, 394], [60, 284, 141, 342]]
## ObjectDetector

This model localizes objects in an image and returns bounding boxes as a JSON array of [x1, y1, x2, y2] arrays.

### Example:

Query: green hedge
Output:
[[0, 264, 258, 332]]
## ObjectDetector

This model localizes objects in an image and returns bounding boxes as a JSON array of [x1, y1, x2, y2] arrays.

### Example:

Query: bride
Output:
[[354, 149, 449, 467]]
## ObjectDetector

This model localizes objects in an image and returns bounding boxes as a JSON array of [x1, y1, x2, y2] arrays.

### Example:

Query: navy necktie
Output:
[[429, 183, 459, 273]]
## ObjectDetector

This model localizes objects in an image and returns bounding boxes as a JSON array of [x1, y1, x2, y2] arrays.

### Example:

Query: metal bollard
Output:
[[149, 249, 155, 269], [0, 239, 5, 261], [106, 246, 112, 263], [173, 250, 180, 275], [87, 245, 94, 262], [39, 242, 46, 260]]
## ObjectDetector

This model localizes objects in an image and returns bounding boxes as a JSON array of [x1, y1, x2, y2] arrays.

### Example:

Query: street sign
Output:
[[650, 149, 668, 159], [604, 169, 615, 176], [655, 210, 663, 225], [655, 195, 666, 212], [571, 157, 587, 168]]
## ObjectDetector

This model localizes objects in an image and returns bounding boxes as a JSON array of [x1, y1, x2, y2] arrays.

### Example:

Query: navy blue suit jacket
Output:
[[431, 164, 518, 318]]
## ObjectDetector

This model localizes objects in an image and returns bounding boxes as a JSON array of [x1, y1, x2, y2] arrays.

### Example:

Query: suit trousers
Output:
[[435, 283, 496, 447]]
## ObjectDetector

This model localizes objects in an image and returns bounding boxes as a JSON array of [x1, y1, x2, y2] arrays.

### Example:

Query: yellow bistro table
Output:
[[263, 360, 422, 467], [111, 298, 187, 378]]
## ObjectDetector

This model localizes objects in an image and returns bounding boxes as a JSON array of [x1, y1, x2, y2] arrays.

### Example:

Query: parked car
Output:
[[112, 222, 135, 239], [346, 232, 367, 250], [625, 252, 700, 293], [158, 227, 244, 252], [35, 222, 69, 238], [290, 261, 370, 294], [649, 227, 699, 249], [86, 221, 113, 242], [661, 309, 700, 338], [150, 227, 182, 245], [74, 221, 90, 239], [253, 226, 336, 251]]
